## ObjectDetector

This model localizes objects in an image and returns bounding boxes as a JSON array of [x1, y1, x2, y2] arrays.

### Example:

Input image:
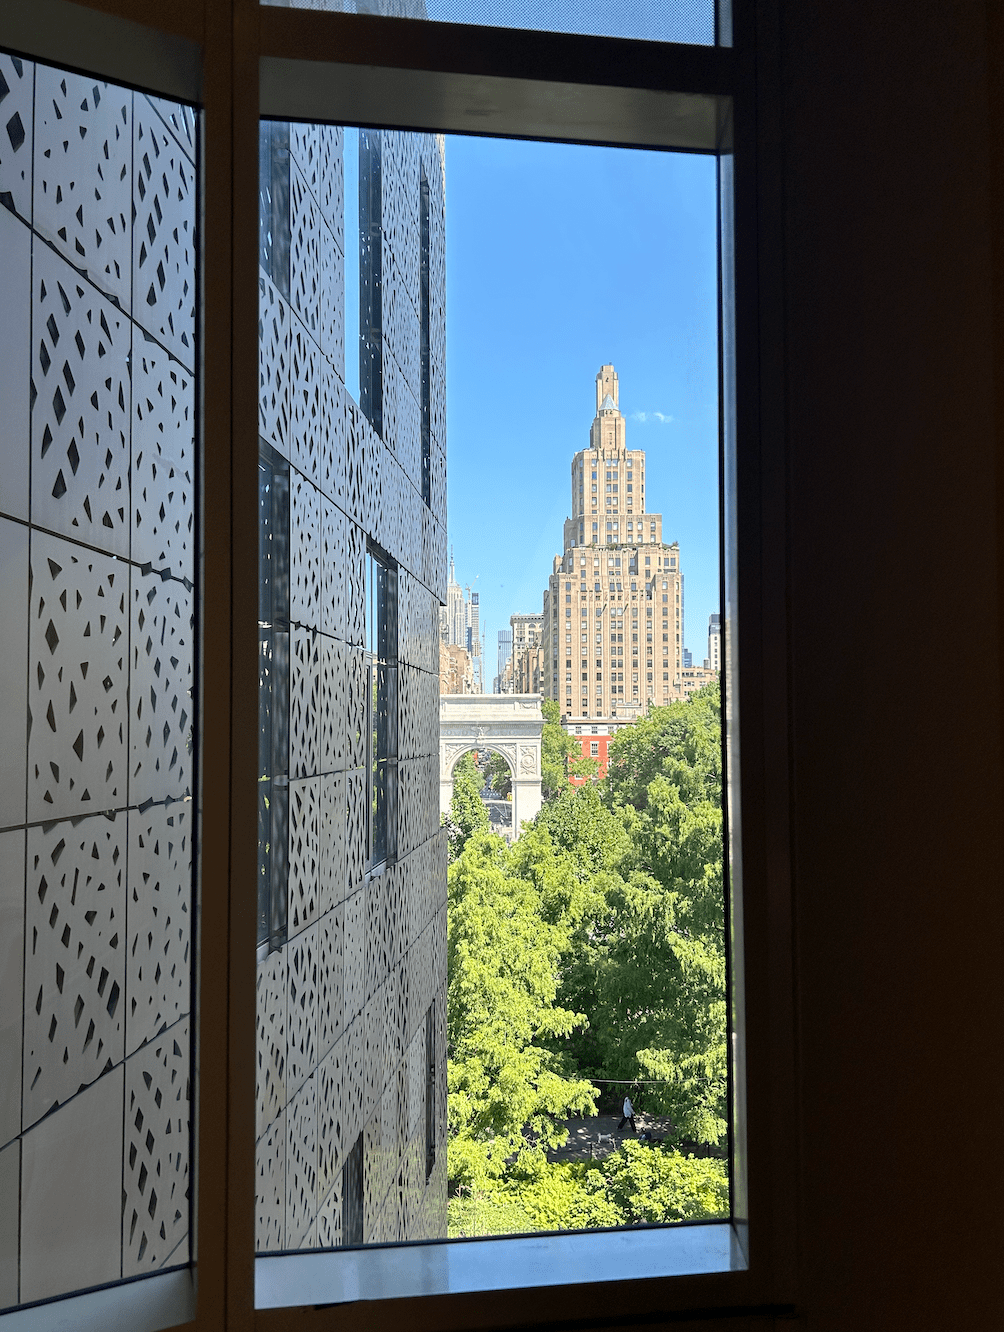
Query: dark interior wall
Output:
[[778, 0, 1001, 1325]]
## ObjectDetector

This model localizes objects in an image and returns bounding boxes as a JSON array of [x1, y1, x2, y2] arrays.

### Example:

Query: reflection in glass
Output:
[[260, 0, 715, 47], [344, 127, 361, 405], [259, 442, 291, 954]]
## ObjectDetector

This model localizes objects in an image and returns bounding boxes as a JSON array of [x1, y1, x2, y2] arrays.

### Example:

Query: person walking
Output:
[[617, 1093, 636, 1133]]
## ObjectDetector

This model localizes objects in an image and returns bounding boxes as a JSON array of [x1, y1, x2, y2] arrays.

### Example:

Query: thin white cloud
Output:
[[629, 411, 674, 425]]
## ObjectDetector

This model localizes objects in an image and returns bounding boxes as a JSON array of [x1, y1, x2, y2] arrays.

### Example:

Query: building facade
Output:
[[542, 366, 690, 720], [495, 628, 513, 692], [440, 557, 480, 687], [506, 612, 544, 695], [439, 642, 475, 694], [707, 612, 721, 671], [256, 121, 448, 1251], [565, 720, 620, 783], [0, 59, 197, 1304]]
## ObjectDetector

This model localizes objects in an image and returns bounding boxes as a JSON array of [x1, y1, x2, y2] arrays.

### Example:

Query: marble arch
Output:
[[440, 694, 544, 838]]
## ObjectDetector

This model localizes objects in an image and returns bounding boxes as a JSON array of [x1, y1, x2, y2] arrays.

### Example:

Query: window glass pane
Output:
[[260, 0, 715, 47], [343, 127, 361, 406], [255, 120, 727, 1267], [0, 51, 197, 1309]]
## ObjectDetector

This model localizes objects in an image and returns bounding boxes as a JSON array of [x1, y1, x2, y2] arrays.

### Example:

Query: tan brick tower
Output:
[[542, 365, 712, 723]]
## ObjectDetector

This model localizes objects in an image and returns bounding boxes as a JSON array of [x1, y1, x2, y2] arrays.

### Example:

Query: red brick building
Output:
[[564, 718, 630, 784]]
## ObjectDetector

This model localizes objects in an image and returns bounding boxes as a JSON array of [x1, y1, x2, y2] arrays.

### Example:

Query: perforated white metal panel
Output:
[[255, 125, 447, 1251], [1, 67, 197, 1306]]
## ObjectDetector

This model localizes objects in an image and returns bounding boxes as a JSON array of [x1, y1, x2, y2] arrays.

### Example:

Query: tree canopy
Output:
[[541, 698, 578, 799], [445, 751, 490, 861], [484, 750, 512, 799], [446, 680, 729, 1229], [447, 831, 596, 1189]]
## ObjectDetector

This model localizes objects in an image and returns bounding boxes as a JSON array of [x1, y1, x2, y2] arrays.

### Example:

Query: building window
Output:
[[425, 1002, 437, 1182], [420, 167, 432, 507], [590, 741, 599, 756], [260, 120, 290, 299], [366, 544, 398, 871], [342, 1133, 364, 1245], [258, 440, 290, 953]]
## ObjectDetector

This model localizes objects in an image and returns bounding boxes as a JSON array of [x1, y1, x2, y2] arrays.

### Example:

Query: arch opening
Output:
[[439, 695, 544, 842], [446, 745, 514, 839]]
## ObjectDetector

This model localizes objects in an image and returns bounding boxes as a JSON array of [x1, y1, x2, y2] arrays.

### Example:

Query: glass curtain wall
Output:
[[0, 53, 197, 1311]]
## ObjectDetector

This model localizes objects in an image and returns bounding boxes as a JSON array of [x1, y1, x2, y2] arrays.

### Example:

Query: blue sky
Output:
[[443, 135, 720, 679]]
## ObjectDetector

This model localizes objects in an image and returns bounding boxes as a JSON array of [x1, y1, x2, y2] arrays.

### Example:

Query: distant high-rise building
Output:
[[511, 613, 543, 653], [496, 629, 513, 692], [683, 648, 693, 668], [446, 554, 465, 648], [707, 612, 721, 671], [509, 612, 545, 695], [541, 365, 716, 722], [442, 558, 481, 689]]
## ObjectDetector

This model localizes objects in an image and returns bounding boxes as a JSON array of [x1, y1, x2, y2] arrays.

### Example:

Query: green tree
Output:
[[584, 682, 728, 1143], [540, 698, 578, 800], [447, 831, 597, 1191], [485, 750, 512, 799], [567, 755, 601, 783], [445, 751, 490, 862], [459, 1143, 728, 1234]]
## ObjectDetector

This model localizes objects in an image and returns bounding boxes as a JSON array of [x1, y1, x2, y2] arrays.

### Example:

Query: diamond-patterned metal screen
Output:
[[255, 121, 447, 1253], [0, 53, 196, 1312]]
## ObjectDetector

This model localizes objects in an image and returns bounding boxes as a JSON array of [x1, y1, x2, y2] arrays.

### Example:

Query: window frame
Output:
[[0, 0, 798, 1329]]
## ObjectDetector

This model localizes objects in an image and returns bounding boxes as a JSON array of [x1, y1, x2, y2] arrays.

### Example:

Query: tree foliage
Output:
[[446, 681, 730, 1222], [445, 751, 489, 861], [449, 1145, 728, 1236], [447, 832, 597, 1190], [586, 682, 728, 1142], [567, 755, 601, 783], [485, 750, 512, 799], [540, 698, 578, 799]]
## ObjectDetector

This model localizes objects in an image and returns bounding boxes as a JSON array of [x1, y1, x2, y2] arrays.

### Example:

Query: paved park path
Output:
[[546, 1112, 677, 1163]]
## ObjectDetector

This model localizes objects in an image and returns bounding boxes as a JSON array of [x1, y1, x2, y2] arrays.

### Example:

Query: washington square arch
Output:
[[440, 695, 544, 837]]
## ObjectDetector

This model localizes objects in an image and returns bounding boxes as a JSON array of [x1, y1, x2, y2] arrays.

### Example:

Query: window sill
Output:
[[0, 1267, 194, 1332], [255, 1222, 742, 1309]]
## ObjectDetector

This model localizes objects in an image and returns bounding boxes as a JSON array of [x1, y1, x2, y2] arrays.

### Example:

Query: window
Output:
[[420, 168, 432, 507], [590, 741, 599, 756], [425, 1002, 437, 1182], [0, 0, 773, 1325], [342, 1133, 364, 1246], [258, 441, 290, 954], [365, 544, 398, 872]]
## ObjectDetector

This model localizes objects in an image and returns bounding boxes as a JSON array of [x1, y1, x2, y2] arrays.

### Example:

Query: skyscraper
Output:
[[446, 553, 465, 647], [542, 366, 712, 721], [496, 628, 513, 692], [707, 613, 721, 671]]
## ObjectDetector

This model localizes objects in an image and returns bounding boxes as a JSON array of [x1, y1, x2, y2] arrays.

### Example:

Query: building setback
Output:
[[542, 366, 715, 721]]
